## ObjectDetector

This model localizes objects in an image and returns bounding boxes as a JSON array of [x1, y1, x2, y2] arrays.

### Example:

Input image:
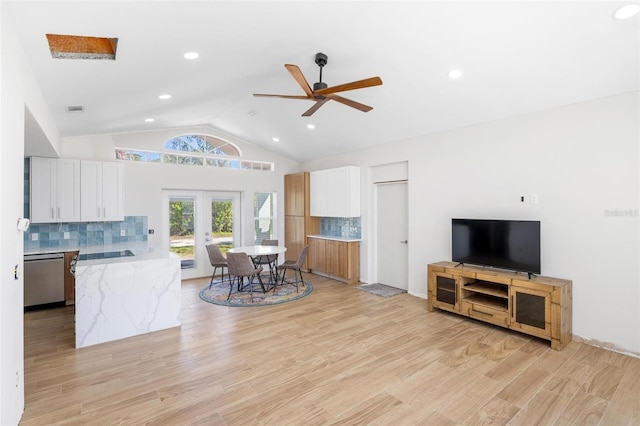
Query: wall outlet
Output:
[[63, 232, 70, 239], [148, 229, 154, 235], [120, 229, 126, 236], [531, 194, 539, 204], [31, 233, 38, 241]]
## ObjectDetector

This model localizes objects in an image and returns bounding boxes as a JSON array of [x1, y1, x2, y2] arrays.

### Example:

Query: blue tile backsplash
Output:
[[320, 217, 361, 239], [24, 216, 148, 251], [24, 157, 148, 251]]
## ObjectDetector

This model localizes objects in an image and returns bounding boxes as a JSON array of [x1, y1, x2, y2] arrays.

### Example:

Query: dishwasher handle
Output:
[[24, 253, 65, 261]]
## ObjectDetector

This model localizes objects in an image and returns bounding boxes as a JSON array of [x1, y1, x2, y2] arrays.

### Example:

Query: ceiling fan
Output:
[[253, 52, 383, 117]]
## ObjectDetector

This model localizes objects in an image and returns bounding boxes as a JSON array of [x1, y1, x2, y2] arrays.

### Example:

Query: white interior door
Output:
[[376, 181, 408, 290], [164, 190, 240, 280]]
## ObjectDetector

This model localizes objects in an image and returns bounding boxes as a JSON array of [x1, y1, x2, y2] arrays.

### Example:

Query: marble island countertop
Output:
[[307, 235, 362, 242]]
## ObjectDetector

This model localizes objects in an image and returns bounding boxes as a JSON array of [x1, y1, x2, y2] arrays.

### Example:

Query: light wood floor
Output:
[[22, 275, 640, 425]]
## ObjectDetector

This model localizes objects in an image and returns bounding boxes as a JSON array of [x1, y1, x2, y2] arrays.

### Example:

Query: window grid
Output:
[[115, 148, 274, 172], [254, 192, 276, 244]]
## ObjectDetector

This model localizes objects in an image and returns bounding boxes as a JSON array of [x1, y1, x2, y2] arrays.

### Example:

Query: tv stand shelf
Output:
[[427, 262, 572, 350]]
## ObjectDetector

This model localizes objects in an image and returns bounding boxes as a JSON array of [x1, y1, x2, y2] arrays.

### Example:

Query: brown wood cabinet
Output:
[[284, 172, 318, 268], [64, 250, 79, 305], [427, 261, 572, 350], [308, 237, 360, 284]]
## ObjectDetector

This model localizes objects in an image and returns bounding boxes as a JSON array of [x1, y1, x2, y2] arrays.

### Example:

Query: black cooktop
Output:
[[77, 250, 135, 261]]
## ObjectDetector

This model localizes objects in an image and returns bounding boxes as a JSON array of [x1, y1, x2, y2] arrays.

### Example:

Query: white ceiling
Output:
[[7, 1, 639, 162]]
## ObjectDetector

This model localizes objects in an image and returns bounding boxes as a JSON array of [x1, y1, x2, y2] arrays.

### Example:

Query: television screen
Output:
[[452, 219, 541, 274]]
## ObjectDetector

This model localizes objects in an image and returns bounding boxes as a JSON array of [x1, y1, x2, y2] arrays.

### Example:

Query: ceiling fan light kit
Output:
[[253, 52, 382, 116]]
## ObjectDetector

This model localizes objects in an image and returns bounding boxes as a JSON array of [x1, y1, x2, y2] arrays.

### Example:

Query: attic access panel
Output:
[[46, 34, 118, 60]]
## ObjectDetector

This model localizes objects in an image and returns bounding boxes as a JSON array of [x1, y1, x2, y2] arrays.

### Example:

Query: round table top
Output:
[[227, 245, 287, 256]]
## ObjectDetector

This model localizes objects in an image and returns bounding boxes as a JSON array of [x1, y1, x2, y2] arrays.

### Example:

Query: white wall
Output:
[[0, 8, 61, 424], [61, 127, 301, 250], [303, 92, 640, 355]]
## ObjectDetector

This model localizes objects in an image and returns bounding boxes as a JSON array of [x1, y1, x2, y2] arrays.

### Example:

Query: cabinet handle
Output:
[[97, 207, 100, 218], [471, 308, 494, 318], [511, 295, 514, 318], [57, 207, 60, 219], [103, 207, 106, 217], [51, 207, 54, 219]]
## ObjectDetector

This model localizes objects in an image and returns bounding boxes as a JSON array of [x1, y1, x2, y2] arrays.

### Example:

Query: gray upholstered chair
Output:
[[206, 244, 228, 290], [276, 246, 309, 292], [226, 252, 267, 300]]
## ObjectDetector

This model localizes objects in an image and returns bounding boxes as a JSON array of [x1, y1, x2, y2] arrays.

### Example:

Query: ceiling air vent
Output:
[[66, 105, 84, 113], [46, 34, 118, 60]]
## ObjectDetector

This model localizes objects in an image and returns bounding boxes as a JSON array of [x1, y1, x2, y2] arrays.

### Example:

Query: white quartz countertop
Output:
[[307, 235, 362, 242]]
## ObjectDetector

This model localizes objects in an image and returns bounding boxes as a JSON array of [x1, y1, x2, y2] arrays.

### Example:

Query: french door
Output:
[[164, 190, 241, 280]]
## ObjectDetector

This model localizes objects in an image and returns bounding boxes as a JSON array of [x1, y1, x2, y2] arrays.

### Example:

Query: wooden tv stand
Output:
[[427, 262, 572, 350]]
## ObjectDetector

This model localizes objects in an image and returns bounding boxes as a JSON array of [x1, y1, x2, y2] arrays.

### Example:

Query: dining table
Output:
[[227, 245, 287, 284]]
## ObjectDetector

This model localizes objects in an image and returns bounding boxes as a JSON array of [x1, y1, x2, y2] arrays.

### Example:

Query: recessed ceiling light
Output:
[[448, 69, 463, 80], [184, 51, 199, 60], [613, 4, 640, 19], [307, 124, 315, 130], [144, 118, 155, 123], [158, 94, 172, 100], [272, 137, 280, 142]]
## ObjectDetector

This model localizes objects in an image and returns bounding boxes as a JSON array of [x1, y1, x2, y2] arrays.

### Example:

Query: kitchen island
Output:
[[74, 245, 181, 348]]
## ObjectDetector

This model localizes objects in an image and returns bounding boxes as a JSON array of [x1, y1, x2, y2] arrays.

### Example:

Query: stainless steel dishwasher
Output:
[[24, 253, 65, 308]]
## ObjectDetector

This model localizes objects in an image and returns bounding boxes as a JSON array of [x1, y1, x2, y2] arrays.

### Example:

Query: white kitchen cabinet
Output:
[[310, 169, 328, 216], [310, 166, 360, 217], [80, 160, 124, 222], [30, 157, 81, 223]]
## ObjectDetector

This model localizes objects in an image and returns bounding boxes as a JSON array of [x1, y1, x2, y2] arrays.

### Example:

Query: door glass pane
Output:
[[169, 197, 195, 269], [211, 199, 233, 254], [515, 291, 546, 329]]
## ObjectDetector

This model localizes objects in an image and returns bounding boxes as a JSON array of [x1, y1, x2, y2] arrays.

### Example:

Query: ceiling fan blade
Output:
[[302, 98, 330, 117], [326, 94, 373, 112], [314, 76, 383, 95], [285, 64, 314, 97], [253, 93, 311, 100]]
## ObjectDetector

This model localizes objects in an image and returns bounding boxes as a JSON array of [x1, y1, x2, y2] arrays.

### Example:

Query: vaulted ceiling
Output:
[[7, 1, 639, 162]]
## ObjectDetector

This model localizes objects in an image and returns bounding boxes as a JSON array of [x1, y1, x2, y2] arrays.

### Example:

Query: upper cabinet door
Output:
[[80, 160, 103, 222], [80, 160, 124, 222], [30, 157, 80, 223], [310, 170, 328, 217], [310, 166, 360, 217], [101, 161, 124, 221], [30, 157, 57, 223], [284, 173, 305, 216], [56, 159, 81, 222]]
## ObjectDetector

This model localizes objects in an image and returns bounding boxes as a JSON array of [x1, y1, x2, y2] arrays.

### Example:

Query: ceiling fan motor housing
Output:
[[315, 52, 328, 67]]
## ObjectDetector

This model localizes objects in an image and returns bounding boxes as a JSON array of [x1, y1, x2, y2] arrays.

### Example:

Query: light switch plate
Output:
[[120, 229, 126, 236]]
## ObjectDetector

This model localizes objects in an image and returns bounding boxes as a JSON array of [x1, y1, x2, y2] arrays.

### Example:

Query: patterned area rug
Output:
[[357, 283, 406, 297], [199, 278, 312, 307]]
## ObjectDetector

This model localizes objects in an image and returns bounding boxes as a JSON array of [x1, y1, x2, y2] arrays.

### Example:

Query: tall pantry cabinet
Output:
[[284, 172, 318, 269]]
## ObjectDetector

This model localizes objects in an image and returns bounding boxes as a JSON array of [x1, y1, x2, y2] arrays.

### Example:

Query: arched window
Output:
[[164, 134, 240, 157], [115, 133, 273, 171]]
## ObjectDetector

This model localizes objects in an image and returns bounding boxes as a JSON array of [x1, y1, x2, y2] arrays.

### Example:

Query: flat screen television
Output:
[[452, 219, 541, 274]]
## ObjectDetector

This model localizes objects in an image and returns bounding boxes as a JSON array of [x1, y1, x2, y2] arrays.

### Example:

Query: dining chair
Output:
[[253, 239, 279, 282], [276, 246, 309, 293], [226, 252, 267, 301], [206, 244, 229, 290]]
